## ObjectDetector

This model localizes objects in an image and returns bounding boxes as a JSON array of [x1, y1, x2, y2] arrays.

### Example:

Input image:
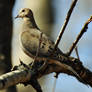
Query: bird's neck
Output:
[[23, 17, 39, 30]]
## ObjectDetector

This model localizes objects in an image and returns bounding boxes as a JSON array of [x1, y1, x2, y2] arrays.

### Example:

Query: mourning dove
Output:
[[15, 8, 64, 58], [15, 8, 81, 79]]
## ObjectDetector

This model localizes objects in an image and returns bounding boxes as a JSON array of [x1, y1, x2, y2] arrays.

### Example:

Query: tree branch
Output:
[[54, 0, 78, 51], [0, 16, 92, 92], [0, 55, 92, 91], [75, 46, 80, 60], [67, 16, 92, 56]]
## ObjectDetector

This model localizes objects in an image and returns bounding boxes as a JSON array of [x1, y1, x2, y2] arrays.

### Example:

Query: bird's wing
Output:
[[21, 28, 82, 80], [21, 28, 63, 58]]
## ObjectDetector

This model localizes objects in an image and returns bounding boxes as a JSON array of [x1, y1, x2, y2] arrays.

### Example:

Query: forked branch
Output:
[[67, 16, 92, 56], [0, 56, 92, 91], [54, 0, 78, 51], [0, 1, 92, 92]]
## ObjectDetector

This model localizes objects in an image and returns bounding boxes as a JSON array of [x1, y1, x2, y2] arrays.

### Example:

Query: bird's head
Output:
[[15, 8, 33, 19]]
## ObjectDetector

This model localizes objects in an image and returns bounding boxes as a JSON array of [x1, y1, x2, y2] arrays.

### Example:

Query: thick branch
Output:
[[0, 56, 92, 90], [0, 70, 31, 89]]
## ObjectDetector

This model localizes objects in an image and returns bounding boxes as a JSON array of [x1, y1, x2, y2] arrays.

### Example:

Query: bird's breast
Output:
[[20, 30, 56, 57]]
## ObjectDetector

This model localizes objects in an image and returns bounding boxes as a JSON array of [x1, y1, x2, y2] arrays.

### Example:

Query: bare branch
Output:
[[0, 70, 30, 89], [51, 1, 79, 90], [34, 32, 43, 62], [0, 55, 92, 91], [75, 46, 80, 60], [54, 0, 78, 51], [67, 16, 92, 56]]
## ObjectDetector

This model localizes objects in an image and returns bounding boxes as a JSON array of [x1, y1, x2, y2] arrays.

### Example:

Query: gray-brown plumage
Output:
[[15, 8, 81, 79], [15, 8, 64, 58]]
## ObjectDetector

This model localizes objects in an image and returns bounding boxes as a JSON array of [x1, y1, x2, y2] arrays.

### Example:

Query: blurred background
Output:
[[13, 0, 92, 92], [1, 0, 92, 92]]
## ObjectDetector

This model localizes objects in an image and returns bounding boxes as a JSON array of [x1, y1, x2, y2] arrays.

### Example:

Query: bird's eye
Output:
[[22, 10, 25, 12]]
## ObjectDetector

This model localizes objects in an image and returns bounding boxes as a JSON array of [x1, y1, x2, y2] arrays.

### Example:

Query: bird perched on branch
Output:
[[15, 8, 80, 79], [15, 8, 64, 58]]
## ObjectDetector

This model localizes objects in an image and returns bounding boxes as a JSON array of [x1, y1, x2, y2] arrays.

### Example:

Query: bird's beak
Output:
[[15, 15, 20, 19]]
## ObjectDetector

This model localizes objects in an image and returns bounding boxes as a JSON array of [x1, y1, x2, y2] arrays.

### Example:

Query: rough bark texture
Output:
[[0, 56, 92, 92], [0, 0, 17, 92]]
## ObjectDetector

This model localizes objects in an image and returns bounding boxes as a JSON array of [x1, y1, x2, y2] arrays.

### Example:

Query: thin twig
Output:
[[54, 0, 78, 51], [34, 32, 43, 62], [75, 46, 80, 60], [67, 16, 92, 56], [32, 32, 43, 70]]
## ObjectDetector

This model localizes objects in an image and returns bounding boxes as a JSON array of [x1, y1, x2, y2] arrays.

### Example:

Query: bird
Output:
[[15, 8, 64, 59], [15, 8, 81, 79]]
